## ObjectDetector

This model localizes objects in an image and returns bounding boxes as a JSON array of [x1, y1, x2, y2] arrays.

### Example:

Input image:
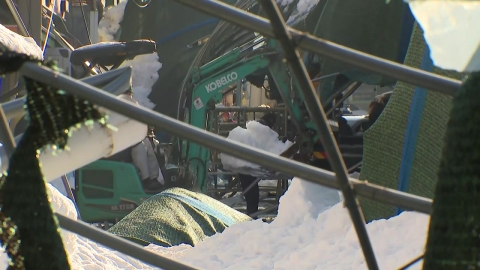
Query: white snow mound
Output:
[[220, 121, 294, 171], [120, 53, 162, 109], [0, 184, 157, 269], [98, 0, 128, 42], [0, 179, 430, 270], [148, 178, 429, 270], [408, 1, 480, 72]]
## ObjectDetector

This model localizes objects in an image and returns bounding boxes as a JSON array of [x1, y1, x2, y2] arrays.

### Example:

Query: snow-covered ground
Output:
[[32, 1, 428, 269], [0, 178, 428, 269]]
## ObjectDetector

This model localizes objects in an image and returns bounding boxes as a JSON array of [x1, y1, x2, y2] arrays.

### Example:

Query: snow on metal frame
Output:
[[18, 60, 434, 270], [14, 1, 468, 268], [0, 24, 43, 60]]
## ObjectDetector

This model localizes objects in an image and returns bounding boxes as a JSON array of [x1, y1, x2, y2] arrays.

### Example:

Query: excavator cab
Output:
[[74, 160, 148, 224]]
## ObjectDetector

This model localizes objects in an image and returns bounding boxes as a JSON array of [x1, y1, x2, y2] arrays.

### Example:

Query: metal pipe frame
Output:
[[311, 72, 340, 83], [4, 0, 30, 37], [1, 67, 132, 119], [257, 0, 377, 268], [325, 82, 363, 116], [0, 106, 16, 157], [212, 106, 286, 112], [20, 62, 433, 215], [55, 213, 198, 270], [172, 0, 462, 96], [16, 62, 435, 270], [3, 1, 460, 268]]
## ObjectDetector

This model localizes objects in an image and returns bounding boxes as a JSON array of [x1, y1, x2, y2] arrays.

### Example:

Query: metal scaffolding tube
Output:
[[0, 106, 16, 157], [20, 62, 433, 215], [325, 82, 363, 116], [172, 0, 462, 96], [1, 67, 133, 119], [55, 213, 198, 270], [257, 0, 377, 268], [4, 0, 30, 37]]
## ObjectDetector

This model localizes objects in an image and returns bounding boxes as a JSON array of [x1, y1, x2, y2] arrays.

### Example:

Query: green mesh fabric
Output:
[[0, 47, 105, 269], [358, 23, 464, 222], [108, 187, 251, 247], [423, 72, 480, 269]]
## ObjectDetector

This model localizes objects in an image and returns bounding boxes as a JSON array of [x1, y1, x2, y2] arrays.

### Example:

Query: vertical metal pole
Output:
[[90, 0, 99, 43], [20, 62, 434, 215], [4, 0, 29, 37], [0, 73, 20, 101], [0, 106, 16, 157], [61, 174, 82, 220], [61, 175, 76, 203], [235, 80, 243, 106], [15, 0, 42, 46], [257, 0, 378, 269]]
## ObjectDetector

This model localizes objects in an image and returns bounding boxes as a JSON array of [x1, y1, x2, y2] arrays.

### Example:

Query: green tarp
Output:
[[359, 23, 464, 222], [108, 187, 251, 247]]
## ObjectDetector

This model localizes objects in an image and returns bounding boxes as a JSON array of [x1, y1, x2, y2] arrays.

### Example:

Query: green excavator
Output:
[[73, 0, 415, 225]]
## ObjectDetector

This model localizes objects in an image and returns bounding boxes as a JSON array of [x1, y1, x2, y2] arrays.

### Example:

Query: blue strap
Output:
[[395, 46, 433, 215], [160, 192, 236, 226]]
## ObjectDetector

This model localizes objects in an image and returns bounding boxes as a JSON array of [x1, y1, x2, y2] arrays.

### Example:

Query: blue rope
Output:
[[395, 46, 433, 215]]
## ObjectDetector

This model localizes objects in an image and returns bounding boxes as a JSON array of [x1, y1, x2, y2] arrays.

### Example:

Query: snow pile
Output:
[[119, 54, 162, 108], [407, 1, 480, 72], [273, 178, 341, 226], [221, 121, 294, 171], [98, 0, 161, 108], [98, 1, 127, 42], [0, 184, 156, 269], [0, 179, 429, 269], [148, 178, 428, 269]]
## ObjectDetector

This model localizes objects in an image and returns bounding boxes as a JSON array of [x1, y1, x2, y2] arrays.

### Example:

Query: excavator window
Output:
[[82, 169, 115, 199]]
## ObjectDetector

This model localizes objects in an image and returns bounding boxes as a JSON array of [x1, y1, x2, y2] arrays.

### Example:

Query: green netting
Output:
[[108, 187, 251, 247], [359, 23, 464, 222], [423, 71, 480, 269], [312, 0, 410, 88]]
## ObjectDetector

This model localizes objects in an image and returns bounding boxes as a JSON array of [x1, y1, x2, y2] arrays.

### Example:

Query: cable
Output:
[[42, 1, 55, 53], [188, 157, 207, 191], [80, 1, 92, 44]]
